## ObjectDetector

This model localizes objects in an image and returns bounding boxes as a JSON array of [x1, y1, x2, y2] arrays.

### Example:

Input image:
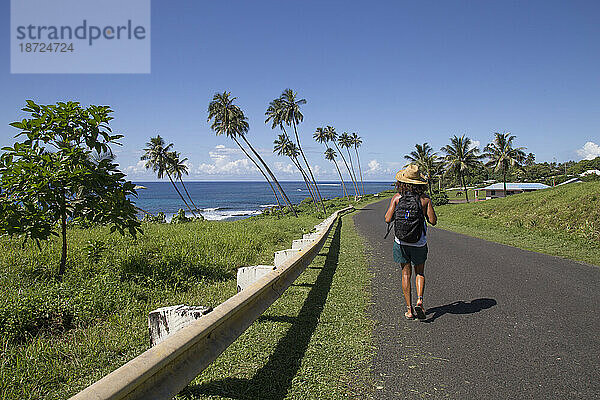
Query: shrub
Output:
[[431, 192, 449, 206], [142, 212, 167, 224]]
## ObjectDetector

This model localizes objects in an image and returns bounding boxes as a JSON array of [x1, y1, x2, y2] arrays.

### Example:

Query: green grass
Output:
[[436, 181, 600, 266], [0, 195, 377, 399], [177, 213, 375, 399]]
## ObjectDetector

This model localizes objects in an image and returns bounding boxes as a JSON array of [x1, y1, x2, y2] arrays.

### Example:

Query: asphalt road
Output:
[[353, 199, 600, 399]]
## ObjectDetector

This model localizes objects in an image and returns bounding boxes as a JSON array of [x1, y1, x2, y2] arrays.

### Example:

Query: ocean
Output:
[[133, 181, 393, 221]]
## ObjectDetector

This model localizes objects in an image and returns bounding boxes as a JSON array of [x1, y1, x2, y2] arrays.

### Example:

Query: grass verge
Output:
[[436, 181, 600, 266], [176, 212, 375, 399], [1, 196, 376, 399]]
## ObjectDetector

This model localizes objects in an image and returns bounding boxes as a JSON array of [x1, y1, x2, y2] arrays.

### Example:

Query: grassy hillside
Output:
[[0, 195, 377, 399], [435, 181, 600, 266]]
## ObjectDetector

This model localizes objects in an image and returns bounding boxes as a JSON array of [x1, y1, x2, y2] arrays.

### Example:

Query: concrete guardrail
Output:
[[70, 206, 353, 400]]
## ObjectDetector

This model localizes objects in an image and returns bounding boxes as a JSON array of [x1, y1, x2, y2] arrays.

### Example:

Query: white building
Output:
[[476, 182, 550, 199]]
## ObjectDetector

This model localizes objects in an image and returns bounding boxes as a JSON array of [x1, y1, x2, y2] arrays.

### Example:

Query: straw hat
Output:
[[395, 164, 428, 185]]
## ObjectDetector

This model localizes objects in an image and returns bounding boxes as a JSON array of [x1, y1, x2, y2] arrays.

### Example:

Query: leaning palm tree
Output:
[[339, 132, 360, 197], [405, 143, 439, 194], [273, 134, 319, 210], [208, 91, 295, 217], [166, 151, 202, 215], [325, 125, 358, 199], [351, 132, 365, 196], [267, 99, 319, 211], [440, 135, 483, 203], [278, 89, 326, 215], [325, 147, 351, 203], [314, 127, 350, 200], [483, 132, 527, 196], [141, 135, 197, 217]]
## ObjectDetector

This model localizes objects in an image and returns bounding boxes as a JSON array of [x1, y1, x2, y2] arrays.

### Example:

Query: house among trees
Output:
[[476, 182, 550, 199]]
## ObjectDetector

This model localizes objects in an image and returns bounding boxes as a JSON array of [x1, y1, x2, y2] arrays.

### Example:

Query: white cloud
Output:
[[576, 141, 600, 160], [364, 159, 397, 178], [124, 160, 154, 179], [469, 140, 481, 150], [196, 145, 259, 176], [274, 162, 297, 175], [367, 159, 382, 173]]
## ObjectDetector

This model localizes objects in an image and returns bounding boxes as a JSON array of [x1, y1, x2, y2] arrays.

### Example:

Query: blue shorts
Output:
[[393, 242, 428, 266]]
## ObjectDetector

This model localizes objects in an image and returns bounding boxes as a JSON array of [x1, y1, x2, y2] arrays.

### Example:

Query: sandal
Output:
[[404, 306, 415, 320], [414, 297, 426, 320]]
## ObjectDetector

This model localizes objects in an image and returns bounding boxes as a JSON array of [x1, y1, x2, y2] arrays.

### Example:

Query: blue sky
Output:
[[2, 0, 599, 181]]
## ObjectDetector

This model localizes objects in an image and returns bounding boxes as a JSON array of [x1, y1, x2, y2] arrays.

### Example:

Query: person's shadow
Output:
[[423, 298, 497, 323]]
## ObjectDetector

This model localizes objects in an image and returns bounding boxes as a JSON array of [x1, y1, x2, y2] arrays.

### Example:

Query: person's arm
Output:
[[422, 197, 437, 225], [385, 194, 401, 223]]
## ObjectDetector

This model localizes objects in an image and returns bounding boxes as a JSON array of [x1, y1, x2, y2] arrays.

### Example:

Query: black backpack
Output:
[[391, 193, 424, 243]]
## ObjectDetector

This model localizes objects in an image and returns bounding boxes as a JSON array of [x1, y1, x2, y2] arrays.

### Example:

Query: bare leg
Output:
[[401, 263, 414, 318], [414, 263, 425, 304], [414, 263, 426, 319]]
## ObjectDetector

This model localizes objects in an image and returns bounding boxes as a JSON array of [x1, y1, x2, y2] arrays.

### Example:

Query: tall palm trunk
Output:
[[178, 177, 202, 214], [237, 136, 296, 217], [503, 168, 507, 197], [355, 147, 365, 196], [345, 147, 360, 198], [230, 137, 286, 217], [321, 142, 349, 201], [291, 155, 319, 211], [334, 142, 358, 198], [460, 173, 469, 203], [167, 173, 197, 217], [281, 126, 318, 206], [292, 123, 326, 216], [291, 157, 320, 211], [333, 159, 351, 203]]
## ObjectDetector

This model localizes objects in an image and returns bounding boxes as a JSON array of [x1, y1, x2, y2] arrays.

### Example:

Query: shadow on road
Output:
[[179, 219, 343, 400], [423, 298, 497, 323]]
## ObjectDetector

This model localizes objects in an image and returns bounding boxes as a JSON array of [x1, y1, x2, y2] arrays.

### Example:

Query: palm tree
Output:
[[351, 132, 365, 196], [325, 126, 358, 199], [440, 135, 483, 202], [166, 151, 202, 215], [525, 152, 536, 167], [314, 127, 350, 200], [267, 98, 319, 212], [278, 89, 326, 215], [273, 134, 319, 209], [339, 132, 360, 197], [405, 143, 439, 194], [324, 148, 350, 203], [141, 135, 197, 217], [483, 132, 527, 196], [208, 91, 296, 217]]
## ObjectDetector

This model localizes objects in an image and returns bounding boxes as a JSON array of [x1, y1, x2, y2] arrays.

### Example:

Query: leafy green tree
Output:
[[324, 147, 351, 203], [339, 132, 360, 197], [351, 132, 365, 196], [209, 91, 296, 217], [404, 143, 440, 194], [278, 89, 326, 215], [0, 100, 141, 279], [441, 135, 483, 202], [141, 135, 197, 218], [483, 132, 527, 195], [314, 127, 350, 200]]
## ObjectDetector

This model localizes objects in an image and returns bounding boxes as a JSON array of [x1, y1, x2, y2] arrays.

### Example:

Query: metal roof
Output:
[[480, 182, 550, 190]]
